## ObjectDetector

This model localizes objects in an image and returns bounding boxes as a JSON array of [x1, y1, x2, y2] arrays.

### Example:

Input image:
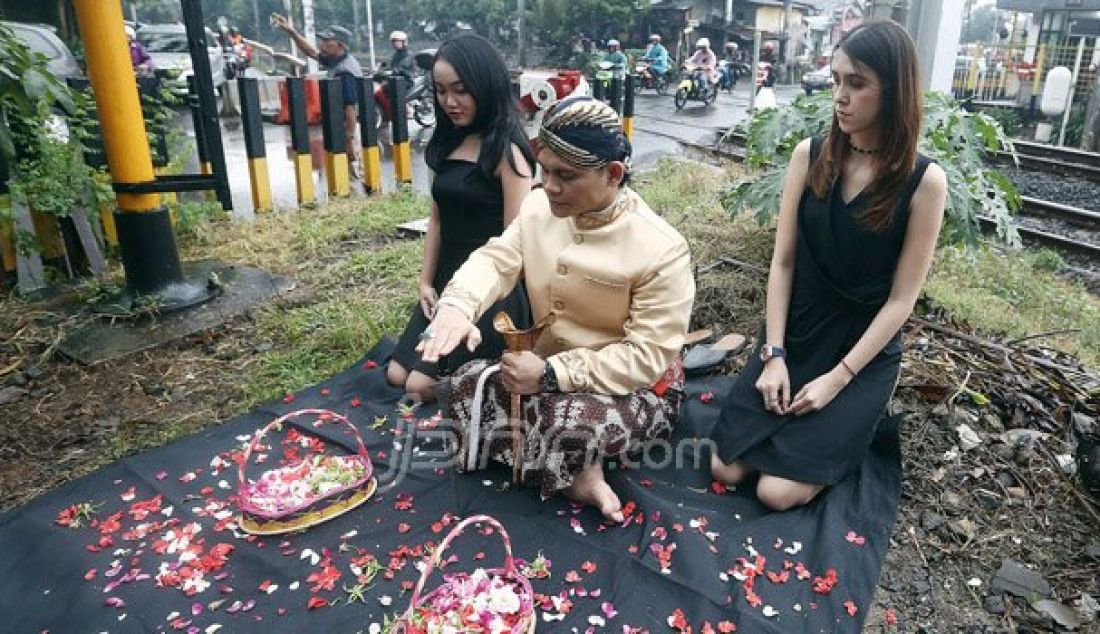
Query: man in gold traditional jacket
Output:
[[418, 96, 695, 521]]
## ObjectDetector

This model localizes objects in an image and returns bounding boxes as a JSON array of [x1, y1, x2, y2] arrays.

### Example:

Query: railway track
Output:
[[997, 140, 1100, 183], [644, 124, 1100, 258]]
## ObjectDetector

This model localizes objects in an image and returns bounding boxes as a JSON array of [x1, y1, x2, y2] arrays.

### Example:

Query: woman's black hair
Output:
[[424, 33, 536, 180]]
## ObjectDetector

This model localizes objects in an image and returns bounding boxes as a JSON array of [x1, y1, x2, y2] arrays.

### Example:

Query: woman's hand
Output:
[[416, 304, 481, 362], [787, 368, 850, 416], [755, 358, 790, 415], [500, 352, 544, 395], [418, 282, 438, 320]]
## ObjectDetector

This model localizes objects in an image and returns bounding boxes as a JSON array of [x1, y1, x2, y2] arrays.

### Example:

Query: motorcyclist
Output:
[[642, 34, 669, 81], [719, 41, 739, 87], [688, 37, 717, 92], [125, 25, 154, 77], [272, 14, 362, 176], [388, 30, 416, 78], [603, 39, 628, 80]]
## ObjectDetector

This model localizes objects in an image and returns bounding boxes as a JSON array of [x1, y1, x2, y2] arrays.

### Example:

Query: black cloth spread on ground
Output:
[[0, 340, 902, 632]]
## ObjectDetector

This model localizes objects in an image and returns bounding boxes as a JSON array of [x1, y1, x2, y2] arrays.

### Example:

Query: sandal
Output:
[[683, 332, 747, 377]]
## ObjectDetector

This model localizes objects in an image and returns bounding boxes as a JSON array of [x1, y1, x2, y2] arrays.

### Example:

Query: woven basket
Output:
[[393, 515, 536, 633], [237, 408, 376, 536]]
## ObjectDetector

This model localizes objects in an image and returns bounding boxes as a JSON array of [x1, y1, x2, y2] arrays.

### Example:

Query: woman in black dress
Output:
[[386, 33, 536, 401], [710, 20, 948, 511]]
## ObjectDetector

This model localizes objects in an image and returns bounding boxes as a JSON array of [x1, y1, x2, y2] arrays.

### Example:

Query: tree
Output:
[[532, 0, 647, 49], [962, 4, 1000, 44], [416, 0, 514, 44]]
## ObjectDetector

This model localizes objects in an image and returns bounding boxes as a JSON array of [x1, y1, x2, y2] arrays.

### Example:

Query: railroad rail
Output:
[[994, 140, 1100, 182]]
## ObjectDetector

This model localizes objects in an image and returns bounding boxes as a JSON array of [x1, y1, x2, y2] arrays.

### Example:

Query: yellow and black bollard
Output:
[[609, 76, 623, 115], [320, 78, 350, 197], [622, 75, 636, 141], [72, 0, 211, 308], [285, 77, 316, 205], [239, 77, 273, 212], [357, 77, 383, 194], [390, 76, 413, 185]]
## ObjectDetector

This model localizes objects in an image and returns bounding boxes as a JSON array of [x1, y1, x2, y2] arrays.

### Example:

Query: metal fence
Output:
[[951, 41, 1099, 106]]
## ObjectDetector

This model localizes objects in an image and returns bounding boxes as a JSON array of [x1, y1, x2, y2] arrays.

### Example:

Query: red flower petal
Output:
[[283, 393, 295, 404], [844, 600, 858, 617], [307, 596, 328, 610]]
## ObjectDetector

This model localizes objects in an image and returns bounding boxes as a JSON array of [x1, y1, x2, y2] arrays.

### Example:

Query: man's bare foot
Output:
[[564, 465, 623, 522], [711, 453, 754, 485]]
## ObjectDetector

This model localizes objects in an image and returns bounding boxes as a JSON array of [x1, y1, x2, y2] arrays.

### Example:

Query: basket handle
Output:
[[407, 514, 518, 609], [237, 408, 369, 489]]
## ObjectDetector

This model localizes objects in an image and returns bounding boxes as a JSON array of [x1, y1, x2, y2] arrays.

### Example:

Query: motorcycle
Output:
[[371, 49, 437, 130], [635, 59, 669, 95], [673, 63, 718, 110], [717, 60, 737, 93]]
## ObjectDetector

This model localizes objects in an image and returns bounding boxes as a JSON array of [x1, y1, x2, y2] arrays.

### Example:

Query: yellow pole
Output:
[[1033, 42, 1047, 95], [72, 0, 159, 214]]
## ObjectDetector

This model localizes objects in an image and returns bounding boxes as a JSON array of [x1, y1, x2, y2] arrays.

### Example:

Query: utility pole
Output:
[[353, 0, 361, 52], [782, 0, 793, 74], [366, 0, 377, 71], [517, 0, 526, 67], [252, 0, 261, 40], [283, 0, 298, 60], [302, 0, 318, 74]]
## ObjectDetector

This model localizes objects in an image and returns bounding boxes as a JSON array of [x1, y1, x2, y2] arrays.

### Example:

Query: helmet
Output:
[[725, 41, 737, 50], [696, 37, 710, 48], [124, 25, 136, 39], [389, 30, 407, 41], [649, 34, 661, 42], [607, 39, 620, 48]]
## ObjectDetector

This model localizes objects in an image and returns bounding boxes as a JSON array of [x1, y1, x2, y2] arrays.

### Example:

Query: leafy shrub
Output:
[[721, 91, 1020, 247]]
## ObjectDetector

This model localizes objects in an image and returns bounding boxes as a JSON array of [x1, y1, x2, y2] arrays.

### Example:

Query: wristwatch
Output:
[[539, 363, 560, 393], [759, 344, 786, 363]]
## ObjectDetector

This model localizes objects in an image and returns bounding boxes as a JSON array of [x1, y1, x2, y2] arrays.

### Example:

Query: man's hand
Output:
[[500, 351, 545, 396], [416, 304, 481, 363], [270, 13, 290, 31]]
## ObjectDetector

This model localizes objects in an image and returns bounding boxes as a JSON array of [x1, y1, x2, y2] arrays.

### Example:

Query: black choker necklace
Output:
[[848, 141, 879, 155]]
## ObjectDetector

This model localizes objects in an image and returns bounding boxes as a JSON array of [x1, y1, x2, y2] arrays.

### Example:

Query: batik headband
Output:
[[537, 96, 632, 171]]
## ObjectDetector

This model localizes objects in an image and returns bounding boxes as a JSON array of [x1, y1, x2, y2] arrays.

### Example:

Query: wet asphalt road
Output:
[[180, 82, 804, 216]]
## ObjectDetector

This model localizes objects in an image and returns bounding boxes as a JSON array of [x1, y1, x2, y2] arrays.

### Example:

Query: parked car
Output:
[[2, 21, 83, 82], [801, 66, 833, 95], [136, 23, 227, 98]]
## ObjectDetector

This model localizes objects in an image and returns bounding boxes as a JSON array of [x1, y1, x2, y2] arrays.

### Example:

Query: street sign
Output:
[[1069, 18, 1100, 37]]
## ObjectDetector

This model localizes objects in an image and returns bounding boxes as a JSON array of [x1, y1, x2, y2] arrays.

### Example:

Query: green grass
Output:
[[925, 245, 1100, 368], [172, 189, 430, 405]]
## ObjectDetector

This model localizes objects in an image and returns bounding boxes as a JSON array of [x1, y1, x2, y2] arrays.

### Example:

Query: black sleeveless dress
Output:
[[710, 138, 933, 485], [391, 159, 531, 378]]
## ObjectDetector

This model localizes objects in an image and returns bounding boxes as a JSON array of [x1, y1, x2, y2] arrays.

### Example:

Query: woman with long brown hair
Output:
[[709, 20, 947, 510]]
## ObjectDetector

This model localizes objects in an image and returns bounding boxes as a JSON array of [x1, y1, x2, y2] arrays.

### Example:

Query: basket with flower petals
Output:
[[237, 408, 376, 535], [393, 514, 536, 633]]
